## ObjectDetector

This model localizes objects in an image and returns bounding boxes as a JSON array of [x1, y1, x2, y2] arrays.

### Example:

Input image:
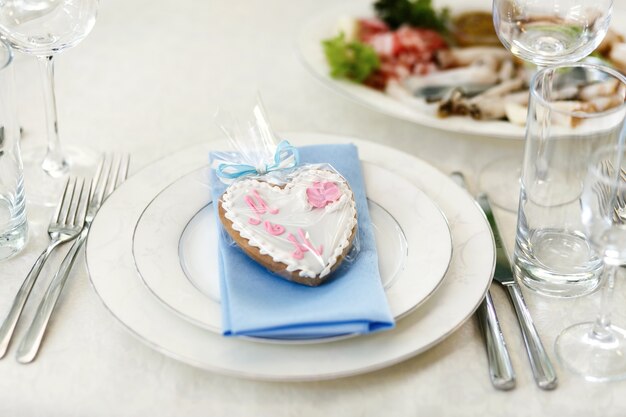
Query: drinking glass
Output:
[[493, 0, 613, 67], [555, 144, 626, 381], [0, 39, 27, 260], [0, 0, 99, 206], [481, 0, 614, 213], [514, 63, 626, 297]]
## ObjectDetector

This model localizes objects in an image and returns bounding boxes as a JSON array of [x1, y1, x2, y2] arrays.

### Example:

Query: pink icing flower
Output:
[[306, 181, 342, 208]]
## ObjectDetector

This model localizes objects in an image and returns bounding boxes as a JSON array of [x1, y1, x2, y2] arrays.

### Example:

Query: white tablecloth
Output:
[[1, 0, 625, 415]]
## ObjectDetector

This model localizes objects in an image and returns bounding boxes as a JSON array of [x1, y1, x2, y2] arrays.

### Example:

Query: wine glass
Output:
[[555, 144, 626, 381], [493, 0, 613, 67], [0, 0, 99, 206]]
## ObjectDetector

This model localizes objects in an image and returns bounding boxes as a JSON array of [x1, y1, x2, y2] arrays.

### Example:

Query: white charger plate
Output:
[[86, 133, 495, 381], [132, 162, 452, 337], [297, 0, 626, 139]]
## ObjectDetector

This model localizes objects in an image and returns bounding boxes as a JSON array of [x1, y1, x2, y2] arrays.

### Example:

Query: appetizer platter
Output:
[[298, 0, 626, 138]]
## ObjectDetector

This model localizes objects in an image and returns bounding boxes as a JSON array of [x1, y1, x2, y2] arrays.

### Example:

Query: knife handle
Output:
[[476, 290, 516, 390], [505, 284, 558, 390]]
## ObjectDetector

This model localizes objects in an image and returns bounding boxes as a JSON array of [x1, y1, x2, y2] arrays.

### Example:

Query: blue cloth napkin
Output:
[[209, 144, 394, 338]]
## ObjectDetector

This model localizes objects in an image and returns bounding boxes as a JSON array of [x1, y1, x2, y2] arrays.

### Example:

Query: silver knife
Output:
[[476, 193, 558, 390], [450, 172, 515, 390]]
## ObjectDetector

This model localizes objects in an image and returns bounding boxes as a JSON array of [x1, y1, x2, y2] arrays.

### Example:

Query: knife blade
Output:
[[449, 172, 515, 390], [476, 193, 558, 390]]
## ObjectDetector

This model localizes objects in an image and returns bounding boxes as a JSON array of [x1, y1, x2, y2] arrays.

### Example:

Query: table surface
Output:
[[2, 0, 626, 415]]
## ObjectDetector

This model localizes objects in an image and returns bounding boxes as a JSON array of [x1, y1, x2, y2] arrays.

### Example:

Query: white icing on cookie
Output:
[[221, 168, 357, 279]]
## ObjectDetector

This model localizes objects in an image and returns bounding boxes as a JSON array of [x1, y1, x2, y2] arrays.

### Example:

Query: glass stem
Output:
[[591, 264, 617, 342], [38, 55, 68, 178]]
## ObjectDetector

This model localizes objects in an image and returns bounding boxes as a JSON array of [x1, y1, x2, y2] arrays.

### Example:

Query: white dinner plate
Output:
[[132, 162, 453, 337], [86, 133, 495, 381], [297, 0, 626, 139]]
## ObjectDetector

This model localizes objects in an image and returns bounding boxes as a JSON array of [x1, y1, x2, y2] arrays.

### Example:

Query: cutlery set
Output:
[[478, 193, 558, 390], [452, 172, 558, 391], [0, 154, 129, 363]]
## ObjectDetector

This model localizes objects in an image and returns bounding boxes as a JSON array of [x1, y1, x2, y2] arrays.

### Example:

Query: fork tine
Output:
[[69, 178, 90, 227], [95, 154, 113, 205], [88, 154, 108, 208], [105, 155, 121, 198], [117, 154, 130, 186], [108, 154, 130, 195], [91, 156, 105, 198], [51, 178, 71, 224], [100, 153, 129, 201], [59, 178, 78, 225], [75, 178, 91, 227], [66, 178, 83, 227]]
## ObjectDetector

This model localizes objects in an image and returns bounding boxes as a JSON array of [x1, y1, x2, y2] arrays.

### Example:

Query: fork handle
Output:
[[0, 245, 58, 359], [505, 283, 558, 390], [476, 290, 516, 390], [16, 233, 86, 364]]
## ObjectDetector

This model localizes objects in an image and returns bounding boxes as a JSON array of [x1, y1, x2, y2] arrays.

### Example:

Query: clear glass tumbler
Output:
[[0, 39, 27, 260], [514, 63, 626, 297]]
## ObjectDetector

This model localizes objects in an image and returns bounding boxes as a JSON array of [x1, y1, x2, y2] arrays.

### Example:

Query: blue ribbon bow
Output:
[[216, 140, 300, 180]]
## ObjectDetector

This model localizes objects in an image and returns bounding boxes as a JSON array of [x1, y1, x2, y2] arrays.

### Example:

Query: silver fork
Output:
[[16, 154, 130, 363], [0, 177, 91, 358]]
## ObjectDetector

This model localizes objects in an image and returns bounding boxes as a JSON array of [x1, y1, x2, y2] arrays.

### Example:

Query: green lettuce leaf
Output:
[[322, 33, 380, 83]]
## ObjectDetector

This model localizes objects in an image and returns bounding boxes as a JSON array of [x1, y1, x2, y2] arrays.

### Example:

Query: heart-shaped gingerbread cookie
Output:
[[218, 168, 358, 286]]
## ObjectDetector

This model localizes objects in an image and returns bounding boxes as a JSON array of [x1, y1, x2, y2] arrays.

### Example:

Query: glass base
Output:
[[517, 267, 602, 297], [478, 155, 522, 213], [21, 145, 99, 207], [555, 322, 626, 382], [514, 228, 603, 297]]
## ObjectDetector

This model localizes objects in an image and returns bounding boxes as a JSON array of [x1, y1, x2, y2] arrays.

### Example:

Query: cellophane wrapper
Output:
[[212, 100, 360, 286]]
